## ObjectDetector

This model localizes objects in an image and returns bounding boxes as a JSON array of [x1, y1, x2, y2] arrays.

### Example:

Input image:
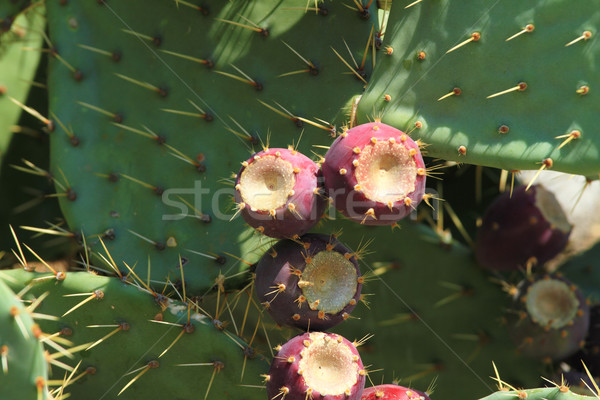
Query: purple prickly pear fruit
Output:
[[508, 274, 590, 361], [255, 233, 362, 331], [581, 305, 600, 374], [361, 384, 431, 400], [234, 147, 326, 238], [566, 305, 600, 376], [266, 332, 366, 400], [475, 185, 572, 271], [322, 122, 426, 225]]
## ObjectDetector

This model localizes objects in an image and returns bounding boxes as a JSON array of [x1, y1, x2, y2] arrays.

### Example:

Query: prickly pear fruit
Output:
[[475, 185, 572, 270], [361, 384, 431, 400], [255, 233, 361, 331], [581, 305, 600, 373], [235, 148, 326, 238], [266, 331, 366, 400], [566, 305, 600, 377], [322, 122, 425, 225], [508, 274, 589, 360]]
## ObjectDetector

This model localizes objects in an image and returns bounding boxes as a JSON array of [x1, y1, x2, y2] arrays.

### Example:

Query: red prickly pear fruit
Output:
[[234, 148, 326, 238], [255, 233, 362, 331], [475, 185, 572, 271], [361, 384, 432, 400], [322, 122, 426, 225], [508, 274, 590, 360], [266, 332, 366, 400]]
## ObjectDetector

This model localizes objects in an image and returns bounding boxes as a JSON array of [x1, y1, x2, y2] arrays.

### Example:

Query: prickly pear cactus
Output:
[[46, 0, 377, 293], [0, 4, 44, 161], [0, 268, 268, 399], [560, 240, 600, 302], [480, 387, 596, 400], [0, 276, 48, 400], [2, 1, 600, 399], [0, 0, 33, 34], [359, 0, 600, 176], [327, 220, 542, 399]]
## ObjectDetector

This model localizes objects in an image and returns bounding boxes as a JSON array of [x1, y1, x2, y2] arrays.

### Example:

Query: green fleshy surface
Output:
[[326, 221, 543, 399], [0, 0, 31, 30], [0, 50, 74, 263], [47, 0, 377, 293], [245, 221, 544, 399], [559, 240, 600, 302], [0, 277, 48, 400], [358, 0, 600, 175], [0, 7, 44, 161], [0, 268, 268, 400], [479, 387, 595, 400]]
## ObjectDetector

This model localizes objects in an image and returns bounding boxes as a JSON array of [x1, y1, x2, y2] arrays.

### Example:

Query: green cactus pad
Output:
[[46, 0, 377, 293], [479, 387, 596, 400], [0, 48, 73, 263], [358, 0, 600, 176], [0, 0, 32, 34], [173, 218, 551, 399], [559, 240, 600, 302], [0, 276, 48, 400], [0, 268, 268, 400], [9, 2, 594, 399], [0, 6, 45, 161], [323, 221, 543, 399]]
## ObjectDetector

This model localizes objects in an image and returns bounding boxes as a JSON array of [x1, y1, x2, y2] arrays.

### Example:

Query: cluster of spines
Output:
[[39, 0, 380, 295], [0, 277, 48, 400], [0, 261, 269, 399], [15, 1, 600, 399], [359, 0, 599, 175]]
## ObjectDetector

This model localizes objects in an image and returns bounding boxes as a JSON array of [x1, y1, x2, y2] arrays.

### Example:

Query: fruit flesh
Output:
[[238, 155, 296, 211]]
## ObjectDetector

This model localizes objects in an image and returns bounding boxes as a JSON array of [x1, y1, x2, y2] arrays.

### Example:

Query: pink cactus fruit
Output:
[[361, 384, 432, 400], [266, 331, 366, 400], [508, 274, 590, 360], [475, 185, 572, 271], [234, 147, 326, 238], [255, 233, 362, 331], [322, 122, 426, 225]]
